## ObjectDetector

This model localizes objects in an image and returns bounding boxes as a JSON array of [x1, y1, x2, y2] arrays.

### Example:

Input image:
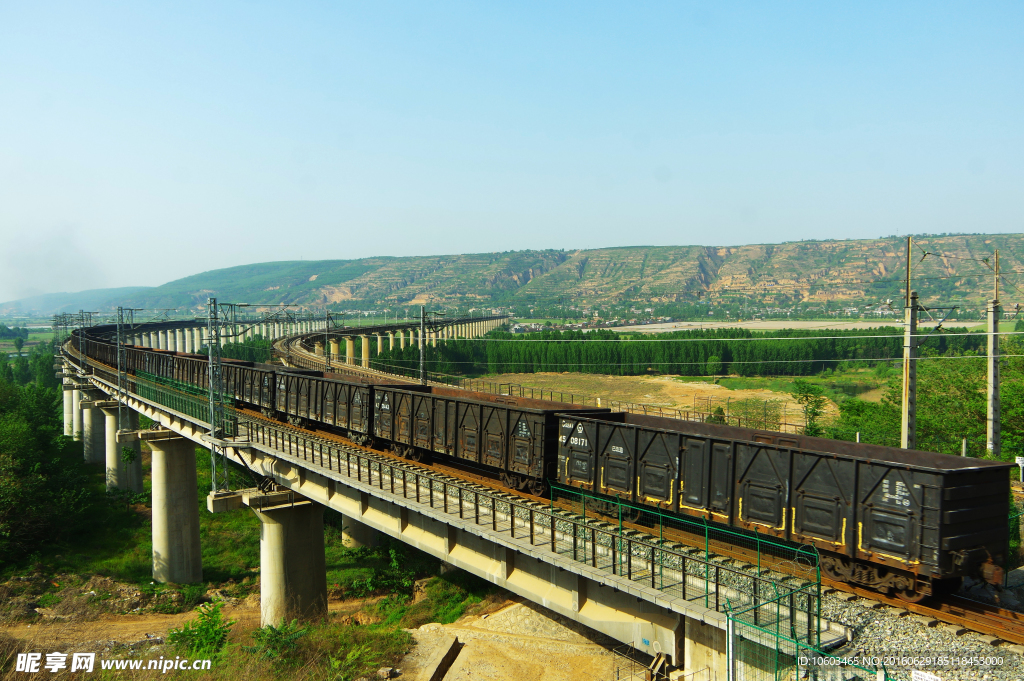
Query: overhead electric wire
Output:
[[372, 353, 1024, 371], [437, 329, 1024, 343]]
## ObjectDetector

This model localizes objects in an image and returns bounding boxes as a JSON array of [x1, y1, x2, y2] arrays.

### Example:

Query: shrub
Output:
[[167, 601, 235, 654], [245, 619, 309, 660]]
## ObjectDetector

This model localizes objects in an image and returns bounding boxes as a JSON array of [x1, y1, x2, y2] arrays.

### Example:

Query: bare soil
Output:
[[483, 372, 837, 425]]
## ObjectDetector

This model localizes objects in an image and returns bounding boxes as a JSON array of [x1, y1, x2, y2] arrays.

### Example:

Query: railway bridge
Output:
[[58, 320, 841, 681]]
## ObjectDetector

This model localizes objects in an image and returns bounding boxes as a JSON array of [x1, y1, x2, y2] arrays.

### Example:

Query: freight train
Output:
[[68, 325, 1012, 601]]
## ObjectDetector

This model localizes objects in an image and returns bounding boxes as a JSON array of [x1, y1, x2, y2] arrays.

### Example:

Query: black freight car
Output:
[[556, 411, 1012, 600], [373, 385, 607, 494], [271, 369, 412, 446]]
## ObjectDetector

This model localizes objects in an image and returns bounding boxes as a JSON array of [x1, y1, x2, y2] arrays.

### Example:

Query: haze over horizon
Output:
[[2, 2, 1021, 303]]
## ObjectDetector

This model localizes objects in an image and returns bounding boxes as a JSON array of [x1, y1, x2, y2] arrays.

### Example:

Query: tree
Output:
[[793, 380, 828, 437], [706, 355, 722, 382], [12, 337, 24, 353]]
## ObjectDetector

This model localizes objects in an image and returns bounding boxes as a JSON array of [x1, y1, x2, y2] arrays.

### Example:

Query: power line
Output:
[[373, 352, 1024, 371], [436, 330, 1024, 343]]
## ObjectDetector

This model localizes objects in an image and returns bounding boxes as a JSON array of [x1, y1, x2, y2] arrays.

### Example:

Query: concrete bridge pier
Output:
[[345, 337, 355, 365], [360, 335, 370, 368], [376, 333, 383, 354], [150, 436, 203, 584], [329, 338, 340, 359], [102, 407, 144, 493], [81, 393, 105, 464], [72, 387, 83, 440], [101, 407, 124, 490], [388, 331, 395, 350], [399, 330, 407, 349], [253, 501, 328, 626], [184, 329, 194, 354], [62, 381, 74, 437]]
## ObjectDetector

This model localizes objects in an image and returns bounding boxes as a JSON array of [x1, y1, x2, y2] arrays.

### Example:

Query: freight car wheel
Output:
[[895, 588, 928, 604]]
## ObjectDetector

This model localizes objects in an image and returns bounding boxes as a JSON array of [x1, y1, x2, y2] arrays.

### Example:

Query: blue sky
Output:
[[1, 2, 1021, 301]]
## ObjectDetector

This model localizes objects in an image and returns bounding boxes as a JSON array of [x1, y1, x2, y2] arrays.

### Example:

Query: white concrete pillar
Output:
[[102, 407, 124, 491], [150, 437, 202, 584], [346, 337, 355, 365], [360, 335, 370, 368], [62, 381, 74, 437], [429, 330, 437, 348], [124, 410, 143, 493], [175, 328, 184, 352], [315, 342, 324, 357], [388, 331, 395, 351], [184, 328, 194, 354], [72, 388, 83, 440], [328, 338, 340, 358], [82, 399, 104, 464], [254, 502, 327, 626], [376, 334, 383, 354]]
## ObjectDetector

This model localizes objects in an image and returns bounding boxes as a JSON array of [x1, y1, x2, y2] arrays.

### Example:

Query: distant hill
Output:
[[0, 287, 152, 316], [3, 234, 1020, 316]]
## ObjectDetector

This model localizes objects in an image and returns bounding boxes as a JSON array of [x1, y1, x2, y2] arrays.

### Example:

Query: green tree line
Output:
[[370, 327, 988, 378], [0, 324, 30, 340]]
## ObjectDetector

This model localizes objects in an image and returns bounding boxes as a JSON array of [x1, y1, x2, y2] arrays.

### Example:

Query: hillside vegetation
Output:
[[3, 233, 1020, 315]]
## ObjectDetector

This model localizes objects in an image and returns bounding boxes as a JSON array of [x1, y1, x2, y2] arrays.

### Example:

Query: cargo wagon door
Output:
[[509, 414, 542, 479], [352, 387, 371, 434], [557, 417, 598, 490], [597, 422, 635, 502], [373, 390, 393, 439], [433, 399, 450, 454], [323, 382, 337, 425], [480, 406, 506, 470], [456, 403, 481, 463], [637, 430, 680, 511], [791, 451, 855, 553], [857, 464, 924, 565], [413, 394, 432, 449], [735, 438, 791, 538]]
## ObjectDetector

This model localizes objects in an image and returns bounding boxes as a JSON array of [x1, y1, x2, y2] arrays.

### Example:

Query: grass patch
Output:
[[373, 570, 500, 629], [716, 367, 886, 403]]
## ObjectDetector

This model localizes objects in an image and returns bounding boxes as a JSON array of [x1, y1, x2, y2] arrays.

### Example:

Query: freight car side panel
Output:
[[373, 389, 395, 440], [480, 406, 507, 470], [789, 452, 856, 554], [596, 422, 636, 501], [855, 463, 930, 566], [455, 402, 480, 464], [556, 416, 602, 491], [734, 443, 792, 539], [508, 412, 545, 480], [636, 429, 680, 510]]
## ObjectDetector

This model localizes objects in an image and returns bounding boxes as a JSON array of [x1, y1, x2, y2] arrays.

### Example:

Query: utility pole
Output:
[[987, 250, 1000, 458], [900, 236, 918, 450], [419, 305, 426, 384]]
